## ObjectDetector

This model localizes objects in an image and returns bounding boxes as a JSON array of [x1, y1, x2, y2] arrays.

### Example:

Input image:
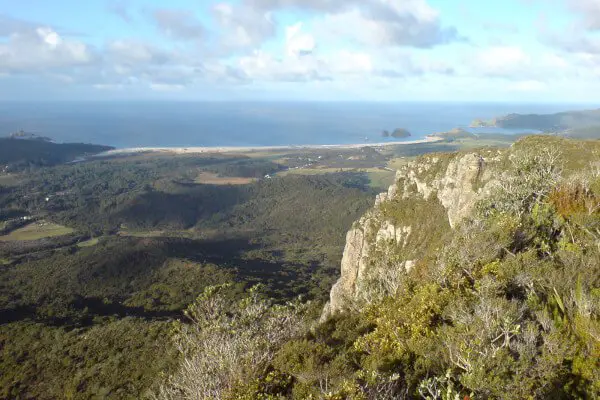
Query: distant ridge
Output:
[[470, 108, 600, 133], [7, 130, 53, 142], [0, 137, 113, 171]]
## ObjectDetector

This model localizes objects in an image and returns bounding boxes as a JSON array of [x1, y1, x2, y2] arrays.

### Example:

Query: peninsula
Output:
[[470, 108, 600, 133]]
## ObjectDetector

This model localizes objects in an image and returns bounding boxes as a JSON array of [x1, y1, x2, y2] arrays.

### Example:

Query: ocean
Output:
[[0, 102, 591, 148]]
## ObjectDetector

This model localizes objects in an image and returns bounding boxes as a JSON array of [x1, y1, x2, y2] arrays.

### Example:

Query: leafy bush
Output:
[[154, 285, 309, 400]]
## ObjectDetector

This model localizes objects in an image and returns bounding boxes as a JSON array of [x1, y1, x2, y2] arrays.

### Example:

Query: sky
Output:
[[1, 0, 600, 102]]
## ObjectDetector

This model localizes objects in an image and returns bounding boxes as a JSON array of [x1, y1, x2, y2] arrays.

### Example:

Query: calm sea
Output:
[[0, 102, 592, 148]]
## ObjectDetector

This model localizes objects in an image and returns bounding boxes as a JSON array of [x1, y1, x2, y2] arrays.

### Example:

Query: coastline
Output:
[[96, 135, 444, 157]]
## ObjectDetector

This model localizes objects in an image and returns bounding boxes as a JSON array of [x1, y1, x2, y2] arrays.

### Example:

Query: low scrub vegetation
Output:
[[156, 139, 600, 399], [0, 221, 74, 241]]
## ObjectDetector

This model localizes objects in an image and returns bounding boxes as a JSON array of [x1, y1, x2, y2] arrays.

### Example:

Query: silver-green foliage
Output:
[[154, 284, 308, 400], [479, 146, 562, 217]]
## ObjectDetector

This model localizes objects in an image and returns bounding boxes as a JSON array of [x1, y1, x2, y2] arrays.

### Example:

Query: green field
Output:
[[0, 174, 20, 187], [0, 221, 74, 241], [366, 169, 396, 190], [118, 230, 169, 238], [278, 167, 396, 190], [77, 237, 100, 248], [278, 167, 357, 176], [118, 229, 199, 239], [448, 136, 515, 149], [387, 157, 412, 170], [194, 171, 257, 185]]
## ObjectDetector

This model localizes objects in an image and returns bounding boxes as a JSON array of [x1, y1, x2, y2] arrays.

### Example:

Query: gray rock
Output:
[[322, 150, 499, 321]]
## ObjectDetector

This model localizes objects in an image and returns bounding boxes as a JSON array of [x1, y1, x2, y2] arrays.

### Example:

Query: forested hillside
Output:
[[0, 138, 112, 170], [0, 151, 377, 399], [472, 108, 600, 137], [155, 137, 600, 399]]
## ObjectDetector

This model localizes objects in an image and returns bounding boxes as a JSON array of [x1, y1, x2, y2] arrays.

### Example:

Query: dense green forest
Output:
[[0, 138, 113, 170], [0, 148, 377, 399]]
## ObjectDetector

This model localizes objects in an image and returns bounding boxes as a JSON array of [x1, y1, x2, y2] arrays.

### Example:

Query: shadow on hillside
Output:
[[114, 185, 248, 229], [163, 236, 317, 286], [1, 235, 319, 327], [0, 297, 181, 327]]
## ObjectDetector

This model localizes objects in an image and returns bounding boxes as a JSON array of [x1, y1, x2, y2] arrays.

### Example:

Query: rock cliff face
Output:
[[322, 150, 503, 320]]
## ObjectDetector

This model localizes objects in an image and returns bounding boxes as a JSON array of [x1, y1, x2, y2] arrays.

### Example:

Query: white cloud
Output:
[[211, 0, 458, 54], [567, 52, 600, 77], [37, 27, 61, 48], [285, 22, 316, 56], [568, 0, 600, 30], [151, 9, 205, 40], [93, 83, 126, 90], [509, 80, 547, 92], [474, 46, 531, 77], [234, 44, 452, 85], [0, 2, 461, 93], [472, 46, 569, 79], [107, 40, 172, 65], [327, 50, 373, 75], [0, 27, 93, 72], [4, 2, 581, 99], [212, 3, 275, 50], [250, 0, 459, 48], [318, 8, 457, 49], [548, 31, 600, 54], [149, 83, 186, 91], [237, 50, 329, 81]]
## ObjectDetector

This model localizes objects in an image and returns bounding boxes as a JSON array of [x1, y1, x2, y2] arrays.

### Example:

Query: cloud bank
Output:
[[0, 0, 599, 100]]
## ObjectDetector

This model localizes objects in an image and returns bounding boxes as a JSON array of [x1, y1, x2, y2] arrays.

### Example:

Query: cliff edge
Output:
[[322, 148, 504, 319]]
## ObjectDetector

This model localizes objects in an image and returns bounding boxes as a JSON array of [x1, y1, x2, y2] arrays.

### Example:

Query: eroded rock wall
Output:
[[322, 149, 502, 320]]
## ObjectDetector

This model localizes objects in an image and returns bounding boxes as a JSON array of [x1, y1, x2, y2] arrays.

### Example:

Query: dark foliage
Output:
[[0, 139, 113, 170], [0, 149, 376, 398]]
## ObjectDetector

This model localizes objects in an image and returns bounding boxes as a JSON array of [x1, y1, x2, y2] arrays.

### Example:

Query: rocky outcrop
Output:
[[322, 150, 501, 320], [431, 154, 490, 228]]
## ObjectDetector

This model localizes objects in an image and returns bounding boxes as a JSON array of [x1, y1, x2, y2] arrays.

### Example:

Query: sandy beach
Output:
[[97, 135, 444, 157]]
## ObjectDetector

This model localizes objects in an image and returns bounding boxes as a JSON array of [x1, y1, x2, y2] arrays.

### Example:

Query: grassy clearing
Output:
[[118, 230, 168, 238], [387, 157, 412, 170], [119, 228, 241, 241], [194, 172, 258, 185], [244, 150, 290, 159], [0, 221, 74, 241], [438, 136, 516, 150], [0, 258, 10, 265], [0, 174, 20, 187], [278, 167, 396, 190], [278, 167, 359, 176], [118, 229, 199, 239], [77, 237, 100, 248], [367, 170, 396, 190]]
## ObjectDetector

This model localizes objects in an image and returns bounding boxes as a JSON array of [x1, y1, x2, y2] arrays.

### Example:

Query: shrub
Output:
[[154, 285, 308, 400], [478, 145, 562, 218]]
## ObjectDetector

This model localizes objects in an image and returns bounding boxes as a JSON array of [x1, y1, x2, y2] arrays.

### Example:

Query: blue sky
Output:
[[1, 0, 600, 101]]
